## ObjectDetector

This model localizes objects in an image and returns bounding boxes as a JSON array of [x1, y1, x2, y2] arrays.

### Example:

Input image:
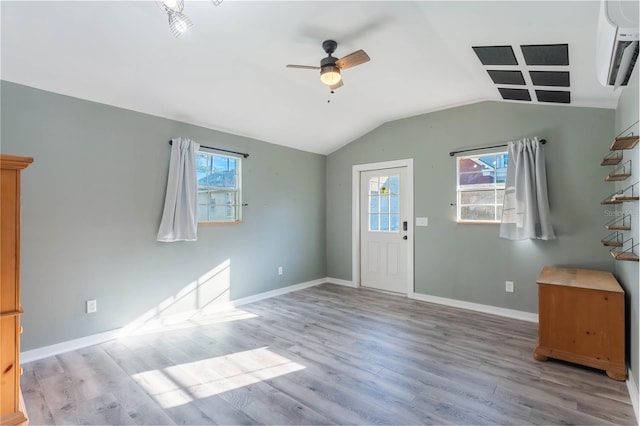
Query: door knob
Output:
[[403, 235, 408, 240]]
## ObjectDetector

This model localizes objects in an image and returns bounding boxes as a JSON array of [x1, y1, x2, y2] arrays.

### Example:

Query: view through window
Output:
[[368, 175, 400, 232], [196, 152, 242, 223], [456, 152, 507, 223]]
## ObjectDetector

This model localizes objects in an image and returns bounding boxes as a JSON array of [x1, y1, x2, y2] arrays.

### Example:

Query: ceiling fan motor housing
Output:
[[286, 38, 369, 91], [322, 39, 338, 55], [319, 41, 342, 86], [321, 56, 338, 67]]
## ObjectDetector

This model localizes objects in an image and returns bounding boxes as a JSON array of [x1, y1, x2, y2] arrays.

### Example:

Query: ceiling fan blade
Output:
[[286, 64, 320, 70], [329, 79, 344, 91], [335, 49, 370, 70]]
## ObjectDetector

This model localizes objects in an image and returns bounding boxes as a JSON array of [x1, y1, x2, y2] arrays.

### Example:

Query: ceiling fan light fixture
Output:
[[320, 65, 342, 86], [157, 0, 222, 37], [160, 0, 184, 13], [168, 10, 192, 37]]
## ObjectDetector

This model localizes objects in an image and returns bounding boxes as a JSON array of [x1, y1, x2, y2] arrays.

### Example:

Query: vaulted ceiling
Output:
[[1, 1, 622, 154]]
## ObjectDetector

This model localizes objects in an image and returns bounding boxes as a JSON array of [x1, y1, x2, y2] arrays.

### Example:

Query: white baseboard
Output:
[[21, 278, 325, 364], [628, 368, 639, 423], [21, 329, 121, 364], [326, 277, 357, 288], [204, 277, 325, 312], [409, 292, 538, 323], [325, 281, 537, 323]]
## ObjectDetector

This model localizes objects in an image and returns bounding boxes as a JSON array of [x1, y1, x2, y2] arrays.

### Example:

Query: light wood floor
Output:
[[22, 284, 636, 425]]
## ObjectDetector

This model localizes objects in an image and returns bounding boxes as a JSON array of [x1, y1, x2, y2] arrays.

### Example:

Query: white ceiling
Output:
[[1, 1, 622, 154]]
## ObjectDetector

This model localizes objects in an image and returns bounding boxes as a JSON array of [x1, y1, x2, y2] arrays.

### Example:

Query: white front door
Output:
[[360, 167, 409, 294]]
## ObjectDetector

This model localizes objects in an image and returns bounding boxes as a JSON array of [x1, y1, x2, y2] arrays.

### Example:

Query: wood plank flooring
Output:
[[22, 284, 636, 425]]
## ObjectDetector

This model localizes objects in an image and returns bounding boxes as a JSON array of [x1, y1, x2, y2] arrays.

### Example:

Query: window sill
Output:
[[198, 221, 243, 225], [456, 221, 500, 225]]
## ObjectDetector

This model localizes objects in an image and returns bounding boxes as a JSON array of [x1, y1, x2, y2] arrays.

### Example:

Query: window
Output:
[[456, 151, 507, 223], [196, 151, 242, 223], [368, 174, 400, 232]]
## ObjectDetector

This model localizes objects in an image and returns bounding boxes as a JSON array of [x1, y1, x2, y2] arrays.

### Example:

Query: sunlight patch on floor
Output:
[[132, 347, 305, 408]]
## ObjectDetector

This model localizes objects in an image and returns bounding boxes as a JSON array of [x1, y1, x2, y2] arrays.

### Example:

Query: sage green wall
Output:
[[613, 64, 639, 390], [1, 81, 327, 351], [327, 101, 615, 314], [1, 78, 629, 368]]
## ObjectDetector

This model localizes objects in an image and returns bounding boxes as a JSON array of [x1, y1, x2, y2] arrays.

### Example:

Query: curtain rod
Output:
[[168, 140, 249, 158], [449, 139, 546, 157]]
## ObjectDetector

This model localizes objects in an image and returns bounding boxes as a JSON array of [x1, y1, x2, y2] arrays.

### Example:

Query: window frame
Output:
[[456, 150, 507, 224], [196, 150, 243, 224], [367, 174, 401, 233]]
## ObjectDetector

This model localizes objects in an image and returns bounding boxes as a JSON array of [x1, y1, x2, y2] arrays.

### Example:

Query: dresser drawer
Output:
[[0, 315, 20, 415]]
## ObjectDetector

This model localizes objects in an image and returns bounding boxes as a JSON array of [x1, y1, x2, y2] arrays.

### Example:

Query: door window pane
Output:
[[390, 214, 400, 231], [368, 175, 400, 232], [380, 214, 389, 231], [379, 176, 389, 195], [390, 195, 399, 213], [370, 213, 379, 231], [380, 195, 389, 212], [369, 177, 379, 196], [368, 174, 401, 232], [369, 195, 379, 213], [388, 175, 399, 194]]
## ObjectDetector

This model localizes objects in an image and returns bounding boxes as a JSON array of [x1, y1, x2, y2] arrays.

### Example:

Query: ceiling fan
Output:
[[287, 40, 370, 90]]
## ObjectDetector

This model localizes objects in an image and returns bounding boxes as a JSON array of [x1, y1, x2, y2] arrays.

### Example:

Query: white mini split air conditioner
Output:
[[596, 0, 639, 88]]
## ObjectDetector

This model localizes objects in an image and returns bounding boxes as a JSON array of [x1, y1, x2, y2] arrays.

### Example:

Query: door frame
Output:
[[352, 159, 414, 295]]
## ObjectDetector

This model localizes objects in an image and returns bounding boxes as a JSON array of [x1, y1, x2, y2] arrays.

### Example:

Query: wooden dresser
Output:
[[1, 154, 32, 425], [534, 266, 626, 380]]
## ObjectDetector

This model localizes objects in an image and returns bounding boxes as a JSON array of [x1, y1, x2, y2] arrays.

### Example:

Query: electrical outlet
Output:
[[86, 299, 97, 314], [505, 281, 514, 293], [278, 266, 283, 275]]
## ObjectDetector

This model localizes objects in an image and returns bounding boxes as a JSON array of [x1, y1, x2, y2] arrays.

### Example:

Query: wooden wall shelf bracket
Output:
[[605, 160, 632, 181], [602, 182, 640, 204], [604, 214, 631, 231], [610, 238, 639, 262], [601, 151, 623, 166], [602, 231, 624, 247], [610, 135, 639, 151]]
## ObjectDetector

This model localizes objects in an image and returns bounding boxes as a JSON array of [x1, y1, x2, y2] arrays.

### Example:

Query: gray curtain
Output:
[[157, 138, 200, 242], [499, 137, 555, 240]]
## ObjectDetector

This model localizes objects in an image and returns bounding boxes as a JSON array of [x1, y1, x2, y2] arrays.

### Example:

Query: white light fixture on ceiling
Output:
[[158, 0, 223, 37], [320, 65, 342, 86], [158, 0, 191, 37], [161, 0, 182, 12], [168, 10, 192, 37]]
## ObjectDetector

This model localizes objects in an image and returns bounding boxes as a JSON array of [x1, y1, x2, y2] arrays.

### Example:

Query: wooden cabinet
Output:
[[534, 266, 626, 381], [1, 154, 32, 425]]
